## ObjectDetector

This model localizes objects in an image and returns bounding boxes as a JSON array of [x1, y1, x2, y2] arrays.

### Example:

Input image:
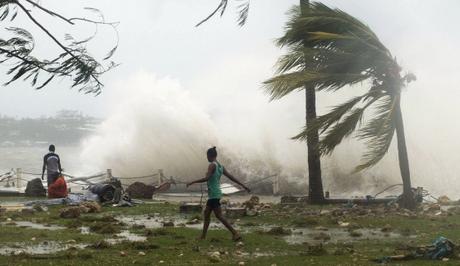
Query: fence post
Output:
[[272, 174, 279, 195], [107, 169, 112, 181], [158, 169, 164, 185], [16, 168, 22, 189]]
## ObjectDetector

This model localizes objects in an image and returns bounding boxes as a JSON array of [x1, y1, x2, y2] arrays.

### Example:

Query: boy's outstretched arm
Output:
[[186, 163, 216, 187], [223, 168, 251, 193]]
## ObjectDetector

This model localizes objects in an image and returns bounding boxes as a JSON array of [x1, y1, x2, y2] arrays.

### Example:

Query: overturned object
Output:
[[25, 178, 46, 197], [126, 182, 155, 199], [89, 183, 117, 202]]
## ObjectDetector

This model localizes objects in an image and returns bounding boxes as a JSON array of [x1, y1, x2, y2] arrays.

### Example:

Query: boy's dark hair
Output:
[[49, 144, 55, 152], [207, 146, 217, 157]]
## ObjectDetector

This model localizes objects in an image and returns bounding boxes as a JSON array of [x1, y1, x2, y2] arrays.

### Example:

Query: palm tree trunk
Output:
[[301, 0, 324, 203], [394, 95, 416, 209]]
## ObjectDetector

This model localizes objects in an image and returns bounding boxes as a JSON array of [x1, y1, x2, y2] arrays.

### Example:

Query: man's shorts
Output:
[[47, 172, 60, 186], [206, 198, 221, 209]]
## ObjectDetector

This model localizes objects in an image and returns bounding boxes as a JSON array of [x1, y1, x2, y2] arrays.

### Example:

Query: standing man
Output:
[[41, 144, 62, 187]]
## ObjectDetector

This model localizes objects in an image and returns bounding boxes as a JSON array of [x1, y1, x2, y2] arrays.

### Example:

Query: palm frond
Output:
[[266, 1, 411, 173], [236, 1, 250, 26], [355, 95, 397, 171], [264, 70, 370, 100], [293, 88, 384, 142], [196, 0, 250, 27], [318, 107, 365, 155]]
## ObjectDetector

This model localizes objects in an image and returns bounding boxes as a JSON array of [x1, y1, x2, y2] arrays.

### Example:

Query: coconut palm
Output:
[[265, 0, 328, 203], [264, 2, 417, 209]]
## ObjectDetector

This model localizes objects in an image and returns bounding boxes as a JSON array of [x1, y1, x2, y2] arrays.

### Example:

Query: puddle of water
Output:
[[2, 221, 65, 231], [106, 230, 147, 244], [283, 227, 411, 245], [0, 241, 87, 256], [116, 215, 224, 230]]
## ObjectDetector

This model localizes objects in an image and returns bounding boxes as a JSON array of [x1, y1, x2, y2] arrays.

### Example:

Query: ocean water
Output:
[[0, 146, 84, 177]]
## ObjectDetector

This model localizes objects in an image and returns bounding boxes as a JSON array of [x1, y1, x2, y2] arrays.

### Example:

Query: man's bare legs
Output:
[[213, 206, 241, 241], [200, 206, 212, 240]]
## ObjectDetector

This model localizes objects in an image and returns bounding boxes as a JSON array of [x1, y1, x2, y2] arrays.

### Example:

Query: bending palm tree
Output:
[[264, 2, 417, 209]]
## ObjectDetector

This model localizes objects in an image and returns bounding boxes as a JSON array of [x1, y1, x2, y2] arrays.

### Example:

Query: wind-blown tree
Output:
[[199, 1, 326, 203], [264, 2, 417, 209], [264, 0, 328, 203], [0, 0, 118, 94]]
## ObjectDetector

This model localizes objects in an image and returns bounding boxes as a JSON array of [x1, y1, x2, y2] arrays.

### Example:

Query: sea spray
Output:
[[78, 72, 306, 192]]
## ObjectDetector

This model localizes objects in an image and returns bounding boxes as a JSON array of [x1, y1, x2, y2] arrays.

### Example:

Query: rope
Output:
[[374, 184, 403, 198], [115, 173, 159, 180], [22, 171, 42, 176], [0, 171, 14, 178], [62, 172, 106, 179]]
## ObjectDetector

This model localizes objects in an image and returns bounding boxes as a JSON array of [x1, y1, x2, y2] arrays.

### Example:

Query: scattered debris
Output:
[[338, 221, 349, 227], [59, 206, 81, 219], [32, 205, 48, 212], [209, 251, 221, 262], [373, 236, 455, 263], [80, 201, 102, 213], [438, 195, 451, 205], [126, 182, 156, 199], [243, 196, 260, 209]]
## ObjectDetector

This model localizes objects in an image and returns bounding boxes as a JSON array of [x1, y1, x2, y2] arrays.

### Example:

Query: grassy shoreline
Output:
[[0, 197, 459, 265]]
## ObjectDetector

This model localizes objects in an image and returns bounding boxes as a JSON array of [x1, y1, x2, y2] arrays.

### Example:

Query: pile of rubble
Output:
[[59, 201, 102, 218], [224, 196, 272, 218]]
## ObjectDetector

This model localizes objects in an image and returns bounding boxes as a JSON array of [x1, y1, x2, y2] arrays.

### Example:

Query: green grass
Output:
[[1, 198, 460, 265]]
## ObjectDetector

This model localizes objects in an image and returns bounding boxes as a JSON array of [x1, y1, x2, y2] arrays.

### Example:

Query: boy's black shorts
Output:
[[206, 198, 221, 209]]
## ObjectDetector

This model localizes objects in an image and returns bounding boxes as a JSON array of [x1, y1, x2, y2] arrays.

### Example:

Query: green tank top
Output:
[[207, 161, 223, 199]]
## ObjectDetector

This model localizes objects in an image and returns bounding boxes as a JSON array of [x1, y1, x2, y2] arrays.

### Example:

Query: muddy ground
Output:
[[0, 196, 460, 265]]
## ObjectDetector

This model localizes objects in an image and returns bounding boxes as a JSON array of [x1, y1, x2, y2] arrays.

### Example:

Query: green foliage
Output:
[[264, 2, 416, 170], [0, 0, 118, 94]]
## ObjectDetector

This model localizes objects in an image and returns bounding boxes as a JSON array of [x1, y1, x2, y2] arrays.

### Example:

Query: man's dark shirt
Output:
[[43, 152, 61, 174]]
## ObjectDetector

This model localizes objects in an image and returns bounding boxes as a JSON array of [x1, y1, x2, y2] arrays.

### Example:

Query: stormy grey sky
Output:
[[1, 0, 460, 196], [1, 0, 459, 118]]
